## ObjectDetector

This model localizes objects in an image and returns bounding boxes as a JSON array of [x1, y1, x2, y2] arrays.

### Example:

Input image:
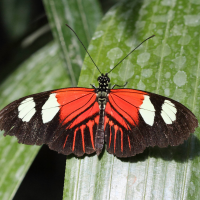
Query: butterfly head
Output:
[[97, 73, 110, 91]]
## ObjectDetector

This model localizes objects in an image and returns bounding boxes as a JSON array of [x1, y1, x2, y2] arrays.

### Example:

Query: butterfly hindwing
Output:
[[104, 111, 147, 157], [105, 89, 198, 157], [0, 88, 99, 156]]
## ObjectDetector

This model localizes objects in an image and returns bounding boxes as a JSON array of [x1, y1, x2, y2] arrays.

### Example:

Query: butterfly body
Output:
[[94, 73, 110, 155]]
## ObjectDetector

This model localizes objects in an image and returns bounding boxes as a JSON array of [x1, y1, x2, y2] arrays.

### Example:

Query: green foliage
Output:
[[1, 0, 32, 39], [0, 0, 200, 199]]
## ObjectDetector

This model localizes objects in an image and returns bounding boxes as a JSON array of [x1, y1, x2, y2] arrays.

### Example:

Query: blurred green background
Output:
[[0, 0, 117, 84]]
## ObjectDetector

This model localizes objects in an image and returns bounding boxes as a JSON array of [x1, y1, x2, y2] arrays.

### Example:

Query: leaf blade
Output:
[[64, 0, 200, 199], [43, 0, 103, 85]]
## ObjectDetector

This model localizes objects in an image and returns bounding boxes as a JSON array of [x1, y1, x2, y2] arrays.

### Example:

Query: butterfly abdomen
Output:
[[95, 91, 108, 155], [95, 109, 105, 155]]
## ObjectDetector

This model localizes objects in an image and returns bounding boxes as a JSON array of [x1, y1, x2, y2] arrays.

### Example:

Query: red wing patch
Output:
[[106, 89, 147, 128], [104, 89, 148, 157], [46, 88, 100, 156], [54, 88, 98, 128]]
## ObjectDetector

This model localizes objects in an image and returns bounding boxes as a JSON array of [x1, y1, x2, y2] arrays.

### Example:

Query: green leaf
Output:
[[0, 41, 70, 200], [43, 0, 102, 85], [63, 0, 200, 199]]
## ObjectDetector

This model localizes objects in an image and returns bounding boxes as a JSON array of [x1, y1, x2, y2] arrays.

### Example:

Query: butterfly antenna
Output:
[[107, 35, 155, 74], [66, 24, 102, 74]]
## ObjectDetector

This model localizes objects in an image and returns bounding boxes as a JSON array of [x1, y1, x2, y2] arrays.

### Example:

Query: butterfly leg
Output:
[[90, 84, 96, 89], [111, 82, 128, 89]]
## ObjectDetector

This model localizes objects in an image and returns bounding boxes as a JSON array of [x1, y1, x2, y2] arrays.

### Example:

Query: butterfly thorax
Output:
[[96, 73, 110, 109], [97, 73, 110, 92]]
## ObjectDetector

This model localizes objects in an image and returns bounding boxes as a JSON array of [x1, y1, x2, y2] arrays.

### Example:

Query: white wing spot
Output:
[[42, 93, 60, 123], [23, 109, 36, 122], [139, 95, 155, 126], [161, 110, 172, 124], [18, 97, 36, 122], [161, 100, 177, 124]]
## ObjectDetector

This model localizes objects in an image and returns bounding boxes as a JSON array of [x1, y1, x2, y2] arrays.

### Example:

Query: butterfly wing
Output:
[[105, 89, 198, 157], [0, 88, 99, 156]]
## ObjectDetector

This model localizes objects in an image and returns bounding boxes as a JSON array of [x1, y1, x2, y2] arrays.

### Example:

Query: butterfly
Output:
[[0, 25, 198, 157]]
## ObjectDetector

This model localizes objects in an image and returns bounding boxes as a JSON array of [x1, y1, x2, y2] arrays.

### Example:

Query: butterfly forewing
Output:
[[104, 89, 198, 157], [0, 88, 99, 157]]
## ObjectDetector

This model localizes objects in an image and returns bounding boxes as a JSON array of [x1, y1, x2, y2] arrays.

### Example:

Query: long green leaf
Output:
[[43, 0, 102, 85], [0, 41, 70, 200], [63, 0, 200, 199]]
